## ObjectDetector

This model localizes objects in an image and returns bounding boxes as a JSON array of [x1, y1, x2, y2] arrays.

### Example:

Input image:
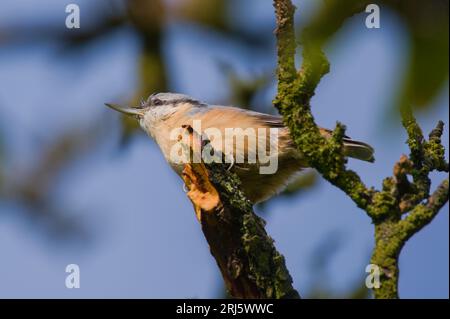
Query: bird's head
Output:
[[105, 92, 205, 132]]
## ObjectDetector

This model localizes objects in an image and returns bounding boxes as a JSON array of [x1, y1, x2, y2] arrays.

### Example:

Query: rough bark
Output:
[[181, 128, 300, 299]]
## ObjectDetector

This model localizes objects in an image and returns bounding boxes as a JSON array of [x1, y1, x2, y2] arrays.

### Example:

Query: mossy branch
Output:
[[181, 127, 300, 299], [398, 179, 449, 242], [273, 0, 448, 299]]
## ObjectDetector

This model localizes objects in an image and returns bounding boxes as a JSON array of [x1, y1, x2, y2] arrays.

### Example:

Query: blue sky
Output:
[[0, 0, 448, 298]]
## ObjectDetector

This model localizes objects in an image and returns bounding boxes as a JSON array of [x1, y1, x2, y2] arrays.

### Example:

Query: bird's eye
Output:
[[152, 98, 163, 106]]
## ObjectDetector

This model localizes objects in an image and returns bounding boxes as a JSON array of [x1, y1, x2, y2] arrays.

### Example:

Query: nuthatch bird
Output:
[[106, 92, 374, 203]]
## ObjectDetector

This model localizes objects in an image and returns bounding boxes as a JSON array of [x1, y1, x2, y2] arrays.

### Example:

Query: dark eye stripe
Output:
[[153, 98, 202, 106]]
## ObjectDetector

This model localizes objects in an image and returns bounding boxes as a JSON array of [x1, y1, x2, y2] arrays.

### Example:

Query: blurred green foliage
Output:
[[301, 0, 448, 110]]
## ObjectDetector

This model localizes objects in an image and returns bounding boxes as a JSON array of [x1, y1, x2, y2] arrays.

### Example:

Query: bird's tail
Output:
[[343, 138, 375, 162]]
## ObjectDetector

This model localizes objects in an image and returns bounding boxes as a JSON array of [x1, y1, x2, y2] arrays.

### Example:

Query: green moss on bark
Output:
[[208, 162, 300, 299]]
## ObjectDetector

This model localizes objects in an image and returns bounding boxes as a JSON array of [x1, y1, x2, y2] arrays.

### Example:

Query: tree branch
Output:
[[272, 0, 448, 299], [398, 179, 449, 242], [273, 0, 375, 214], [181, 127, 300, 299]]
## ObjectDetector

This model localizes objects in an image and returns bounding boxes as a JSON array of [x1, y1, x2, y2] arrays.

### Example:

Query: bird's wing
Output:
[[245, 110, 286, 128], [196, 106, 374, 161], [192, 106, 285, 130], [235, 107, 374, 162], [203, 106, 357, 140]]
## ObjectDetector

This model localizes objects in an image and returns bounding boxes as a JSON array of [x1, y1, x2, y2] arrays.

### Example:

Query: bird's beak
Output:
[[104, 103, 144, 117]]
